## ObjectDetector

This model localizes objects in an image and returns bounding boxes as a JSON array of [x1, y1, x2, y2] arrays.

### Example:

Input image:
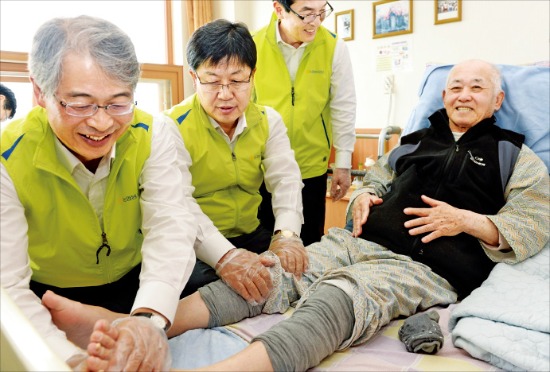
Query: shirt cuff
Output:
[[194, 231, 235, 268], [273, 211, 303, 236], [131, 280, 182, 324], [334, 150, 352, 169]]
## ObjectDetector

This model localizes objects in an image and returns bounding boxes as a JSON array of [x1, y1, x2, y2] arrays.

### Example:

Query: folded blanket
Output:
[[449, 244, 549, 371]]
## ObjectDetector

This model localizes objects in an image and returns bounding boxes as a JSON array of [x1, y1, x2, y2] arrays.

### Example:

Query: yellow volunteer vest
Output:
[[165, 95, 269, 238], [1, 106, 153, 287], [253, 13, 336, 179]]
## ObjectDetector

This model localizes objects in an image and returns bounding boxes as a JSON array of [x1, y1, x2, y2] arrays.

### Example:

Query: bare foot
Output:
[[42, 290, 123, 349], [83, 319, 119, 372], [85, 317, 174, 371]]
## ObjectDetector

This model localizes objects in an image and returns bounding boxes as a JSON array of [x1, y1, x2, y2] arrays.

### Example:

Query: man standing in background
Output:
[[0, 83, 17, 122], [253, 0, 357, 245]]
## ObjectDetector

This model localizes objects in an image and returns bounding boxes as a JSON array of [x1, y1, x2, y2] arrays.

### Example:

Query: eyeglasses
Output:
[[55, 94, 135, 117], [195, 73, 253, 94], [285, 2, 333, 24]]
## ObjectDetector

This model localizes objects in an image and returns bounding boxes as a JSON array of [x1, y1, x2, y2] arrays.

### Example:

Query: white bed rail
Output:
[[1, 287, 71, 371]]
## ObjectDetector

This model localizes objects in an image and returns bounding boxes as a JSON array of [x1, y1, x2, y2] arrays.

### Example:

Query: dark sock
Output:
[[398, 310, 444, 354]]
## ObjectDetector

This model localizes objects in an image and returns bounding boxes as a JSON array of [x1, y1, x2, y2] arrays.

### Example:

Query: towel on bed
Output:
[[168, 326, 247, 369], [449, 244, 549, 371]]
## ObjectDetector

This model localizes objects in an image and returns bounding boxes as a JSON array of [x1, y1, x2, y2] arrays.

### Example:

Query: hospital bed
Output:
[[0, 287, 71, 371], [174, 61, 548, 371], [1, 62, 548, 371]]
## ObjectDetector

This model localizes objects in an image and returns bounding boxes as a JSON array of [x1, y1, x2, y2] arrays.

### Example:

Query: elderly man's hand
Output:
[[269, 232, 308, 276], [404, 195, 501, 246], [216, 248, 274, 305], [404, 195, 465, 243], [351, 192, 384, 237], [330, 168, 351, 201]]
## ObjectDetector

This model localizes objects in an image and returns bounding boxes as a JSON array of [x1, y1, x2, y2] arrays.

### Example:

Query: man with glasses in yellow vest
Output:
[[254, 0, 357, 246], [164, 19, 308, 298], [0, 15, 199, 369]]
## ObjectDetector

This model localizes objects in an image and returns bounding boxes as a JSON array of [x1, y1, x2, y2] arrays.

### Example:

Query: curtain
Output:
[[185, 0, 213, 36]]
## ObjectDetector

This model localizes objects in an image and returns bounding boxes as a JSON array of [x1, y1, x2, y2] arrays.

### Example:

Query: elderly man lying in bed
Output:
[[48, 59, 549, 371]]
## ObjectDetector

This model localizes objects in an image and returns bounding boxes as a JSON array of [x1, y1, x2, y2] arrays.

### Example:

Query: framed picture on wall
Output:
[[434, 0, 462, 24], [372, 0, 413, 39], [335, 9, 354, 41]]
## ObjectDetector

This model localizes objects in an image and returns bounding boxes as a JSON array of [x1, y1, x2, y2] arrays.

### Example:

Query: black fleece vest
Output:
[[360, 109, 524, 298]]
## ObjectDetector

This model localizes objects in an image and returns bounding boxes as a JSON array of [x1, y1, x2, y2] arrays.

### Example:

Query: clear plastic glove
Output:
[[216, 248, 275, 305], [330, 168, 351, 201], [269, 233, 308, 276], [103, 316, 171, 371]]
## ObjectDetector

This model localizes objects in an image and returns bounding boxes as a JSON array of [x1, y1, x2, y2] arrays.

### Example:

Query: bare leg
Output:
[[80, 292, 212, 371], [168, 292, 210, 338], [84, 329, 272, 372], [43, 287, 210, 348], [42, 290, 123, 348]]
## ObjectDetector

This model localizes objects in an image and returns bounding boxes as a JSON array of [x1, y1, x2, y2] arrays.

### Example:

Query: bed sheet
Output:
[[169, 304, 498, 371], [223, 305, 499, 372]]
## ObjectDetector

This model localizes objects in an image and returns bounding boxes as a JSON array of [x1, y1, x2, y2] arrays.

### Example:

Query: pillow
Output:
[[403, 63, 550, 171]]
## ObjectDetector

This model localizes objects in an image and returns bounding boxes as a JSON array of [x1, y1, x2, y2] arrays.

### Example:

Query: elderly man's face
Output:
[[33, 52, 134, 168], [443, 61, 504, 132]]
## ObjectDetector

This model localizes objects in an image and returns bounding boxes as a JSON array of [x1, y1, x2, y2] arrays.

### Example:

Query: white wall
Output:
[[203, 0, 549, 129]]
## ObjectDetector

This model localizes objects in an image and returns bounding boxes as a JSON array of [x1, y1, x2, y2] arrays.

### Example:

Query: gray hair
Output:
[[29, 15, 140, 98], [446, 59, 503, 96]]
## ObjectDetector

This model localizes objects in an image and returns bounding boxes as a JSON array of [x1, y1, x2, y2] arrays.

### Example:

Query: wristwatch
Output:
[[132, 312, 169, 332], [273, 229, 299, 239]]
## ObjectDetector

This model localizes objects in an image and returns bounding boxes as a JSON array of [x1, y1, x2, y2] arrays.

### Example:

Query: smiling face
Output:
[[443, 60, 504, 132], [275, 0, 329, 47], [191, 59, 253, 132], [32, 52, 134, 168]]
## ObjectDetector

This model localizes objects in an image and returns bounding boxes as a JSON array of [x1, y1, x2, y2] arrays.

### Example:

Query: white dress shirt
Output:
[[165, 105, 304, 266], [276, 24, 357, 169], [0, 115, 197, 361]]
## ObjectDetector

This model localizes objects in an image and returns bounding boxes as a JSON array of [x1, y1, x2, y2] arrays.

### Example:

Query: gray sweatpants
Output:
[[199, 281, 353, 371], [198, 228, 457, 371]]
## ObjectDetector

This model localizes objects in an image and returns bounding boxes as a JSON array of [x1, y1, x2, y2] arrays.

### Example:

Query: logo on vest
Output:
[[121, 194, 139, 203], [468, 150, 486, 166], [309, 70, 324, 74]]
